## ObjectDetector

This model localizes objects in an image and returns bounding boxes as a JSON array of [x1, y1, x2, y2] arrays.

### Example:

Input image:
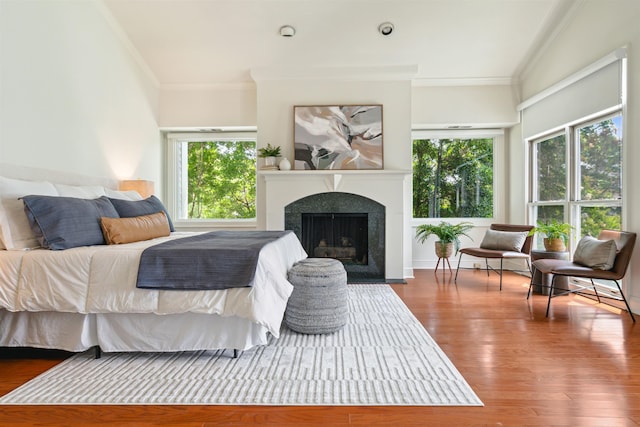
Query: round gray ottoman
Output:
[[285, 258, 348, 334]]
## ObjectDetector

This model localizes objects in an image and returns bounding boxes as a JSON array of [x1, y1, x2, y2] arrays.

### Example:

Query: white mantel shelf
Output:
[[259, 169, 411, 191]]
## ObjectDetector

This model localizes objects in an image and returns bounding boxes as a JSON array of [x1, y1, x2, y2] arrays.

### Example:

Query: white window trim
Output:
[[411, 129, 505, 228], [527, 109, 624, 251], [164, 131, 258, 230]]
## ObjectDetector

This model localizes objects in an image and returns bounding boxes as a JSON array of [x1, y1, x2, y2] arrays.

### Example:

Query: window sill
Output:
[[173, 219, 257, 232]]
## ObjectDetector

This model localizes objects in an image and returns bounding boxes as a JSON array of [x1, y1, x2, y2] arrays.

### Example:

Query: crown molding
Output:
[[411, 77, 515, 87], [160, 82, 256, 91]]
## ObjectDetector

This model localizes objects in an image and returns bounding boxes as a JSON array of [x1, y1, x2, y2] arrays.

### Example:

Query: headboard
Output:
[[0, 163, 118, 189]]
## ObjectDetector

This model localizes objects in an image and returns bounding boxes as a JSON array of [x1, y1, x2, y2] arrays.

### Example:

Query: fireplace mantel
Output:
[[261, 169, 411, 281]]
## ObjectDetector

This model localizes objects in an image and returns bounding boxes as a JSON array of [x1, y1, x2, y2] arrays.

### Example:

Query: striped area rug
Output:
[[0, 285, 482, 406]]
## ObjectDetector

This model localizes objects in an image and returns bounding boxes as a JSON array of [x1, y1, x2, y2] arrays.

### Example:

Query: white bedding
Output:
[[0, 231, 307, 338]]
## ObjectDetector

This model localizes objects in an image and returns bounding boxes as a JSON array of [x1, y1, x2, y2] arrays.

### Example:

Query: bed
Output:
[[0, 164, 307, 354]]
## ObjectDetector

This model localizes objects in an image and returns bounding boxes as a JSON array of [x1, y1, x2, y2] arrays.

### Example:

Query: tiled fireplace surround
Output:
[[261, 170, 411, 282]]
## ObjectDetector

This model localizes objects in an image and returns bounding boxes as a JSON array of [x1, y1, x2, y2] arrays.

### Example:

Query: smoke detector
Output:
[[378, 22, 394, 36], [279, 25, 296, 37]]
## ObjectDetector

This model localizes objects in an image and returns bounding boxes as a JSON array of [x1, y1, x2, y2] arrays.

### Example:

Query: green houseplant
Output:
[[528, 220, 573, 252], [257, 143, 281, 158], [257, 143, 281, 169], [415, 221, 474, 258]]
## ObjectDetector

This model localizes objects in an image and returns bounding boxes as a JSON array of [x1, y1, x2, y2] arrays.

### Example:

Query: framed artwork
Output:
[[294, 105, 383, 170]]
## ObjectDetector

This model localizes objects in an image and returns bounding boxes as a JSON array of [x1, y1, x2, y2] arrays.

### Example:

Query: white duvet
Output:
[[0, 231, 307, 336]]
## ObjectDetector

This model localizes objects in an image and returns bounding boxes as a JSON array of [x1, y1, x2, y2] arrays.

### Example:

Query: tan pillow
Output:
[[573, 236, 617, 270], [101, 212, 170, 245]]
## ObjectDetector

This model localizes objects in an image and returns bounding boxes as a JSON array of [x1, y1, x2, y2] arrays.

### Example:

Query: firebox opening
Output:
[[301, 213, 368, 266], [284, 191, 385, 282]]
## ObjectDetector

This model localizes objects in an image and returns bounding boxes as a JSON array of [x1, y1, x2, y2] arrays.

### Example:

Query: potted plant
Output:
[[257, 143, 281, 168], [415, 221, 474, 258], [528, 220, 573, 252]]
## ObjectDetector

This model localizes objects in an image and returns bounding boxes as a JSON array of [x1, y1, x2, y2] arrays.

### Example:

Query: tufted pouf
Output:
[[285, 258, 348, 334]]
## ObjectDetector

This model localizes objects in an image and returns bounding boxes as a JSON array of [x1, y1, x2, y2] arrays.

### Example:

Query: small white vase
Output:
[[279, 157, 291, 170]]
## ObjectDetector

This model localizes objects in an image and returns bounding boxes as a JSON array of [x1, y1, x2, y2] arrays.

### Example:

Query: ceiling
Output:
[[101, 0, 578, 87]]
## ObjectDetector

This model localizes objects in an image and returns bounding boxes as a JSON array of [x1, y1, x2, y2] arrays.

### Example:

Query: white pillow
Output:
[[0, 176, 58, 250], [54, 183, 107, 199], [479, 229, 528, 252], [104, 188, 143, 201], [573, 236, 617, 270]]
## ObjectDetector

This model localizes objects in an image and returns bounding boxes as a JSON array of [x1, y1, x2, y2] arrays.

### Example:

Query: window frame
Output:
[[528, 108, 623, 251], [165, 130, 258, 230], [411, 129, 505, 228]]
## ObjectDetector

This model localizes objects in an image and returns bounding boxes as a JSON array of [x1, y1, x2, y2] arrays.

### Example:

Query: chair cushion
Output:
[[573, 235, 617, 270], [480, 229, 528, 252]]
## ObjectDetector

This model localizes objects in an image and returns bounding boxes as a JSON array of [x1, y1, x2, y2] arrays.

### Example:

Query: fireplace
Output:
[[285, 192, 384, 282], [302, 213, 368, 264]]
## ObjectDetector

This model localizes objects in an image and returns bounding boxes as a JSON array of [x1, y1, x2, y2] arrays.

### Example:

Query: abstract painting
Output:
[[294, 105, 383, 170]]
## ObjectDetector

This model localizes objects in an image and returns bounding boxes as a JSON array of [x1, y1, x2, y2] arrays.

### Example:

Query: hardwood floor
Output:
[[1, 269, 639, 426]]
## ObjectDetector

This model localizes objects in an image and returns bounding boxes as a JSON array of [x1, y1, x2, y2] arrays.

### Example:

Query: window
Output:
[[412, 132, 496, 218], [166, 132, 257, 222], [529, 112, 623, 248]]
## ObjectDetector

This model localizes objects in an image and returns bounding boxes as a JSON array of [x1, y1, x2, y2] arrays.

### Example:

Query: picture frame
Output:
[[293, 105, 383, 170]]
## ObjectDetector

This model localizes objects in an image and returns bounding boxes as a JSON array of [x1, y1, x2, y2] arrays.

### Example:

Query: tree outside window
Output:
[[413, 137, 493, 218], [530, 113, 622, 243], [168, 136, 256, 220]]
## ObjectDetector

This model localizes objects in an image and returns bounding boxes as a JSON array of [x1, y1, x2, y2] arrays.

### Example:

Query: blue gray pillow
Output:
[[22, 195, 120, 250], [108, 195, 175, 232]]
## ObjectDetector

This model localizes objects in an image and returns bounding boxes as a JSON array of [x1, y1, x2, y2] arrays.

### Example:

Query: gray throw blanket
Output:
[[136, 230, 292, 290]]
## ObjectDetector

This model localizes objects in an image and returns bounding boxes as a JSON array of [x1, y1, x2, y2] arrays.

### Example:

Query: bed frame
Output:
[[0, 164, 288, 355]]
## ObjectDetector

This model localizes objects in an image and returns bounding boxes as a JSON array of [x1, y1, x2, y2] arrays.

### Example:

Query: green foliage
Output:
[[534, 117, 622, 238], [187, 140, 256, 219], [581, 206, 621, 236], [413, 138, 493, 218], [257, 143, 281, 158], [528, 220, 573, 243], [415, 221, 474, 253], [579, 119, 621, 201], [536, 134, 566, 201]]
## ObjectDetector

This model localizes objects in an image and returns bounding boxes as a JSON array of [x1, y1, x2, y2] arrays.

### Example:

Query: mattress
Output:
[[0, 231, 307, 337]]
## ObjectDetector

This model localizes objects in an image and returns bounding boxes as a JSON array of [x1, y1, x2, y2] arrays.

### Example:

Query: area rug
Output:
[[0, 285, 482, 406]]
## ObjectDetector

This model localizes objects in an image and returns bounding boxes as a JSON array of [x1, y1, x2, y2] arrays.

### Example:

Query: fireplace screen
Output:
[[301, 213, 368, 265]]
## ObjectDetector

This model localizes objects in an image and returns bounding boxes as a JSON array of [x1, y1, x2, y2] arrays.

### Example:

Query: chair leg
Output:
[[545, 274, 556, 317], [454, 254, 463, 282], [499, 258, 503, 291], [527, 265, 536, 300], [484, 259, 490, 276], [612, 279, 636, 323], [589, 279, 602, 303]]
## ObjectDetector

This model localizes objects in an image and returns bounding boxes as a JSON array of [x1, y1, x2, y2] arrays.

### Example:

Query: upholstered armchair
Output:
[[455, 224, 534, 290], [527, 230, 636, 322]]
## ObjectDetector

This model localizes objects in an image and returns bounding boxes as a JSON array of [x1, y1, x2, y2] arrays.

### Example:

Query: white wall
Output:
[[516, 0, 640, 313], [412, 84, 518, 128], [0, 1, 160, 187], [159, 85, 256, 128]]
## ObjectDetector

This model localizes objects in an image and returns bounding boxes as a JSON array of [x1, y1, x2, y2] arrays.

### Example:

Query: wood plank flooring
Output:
[[1, 269, 639, 426]]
